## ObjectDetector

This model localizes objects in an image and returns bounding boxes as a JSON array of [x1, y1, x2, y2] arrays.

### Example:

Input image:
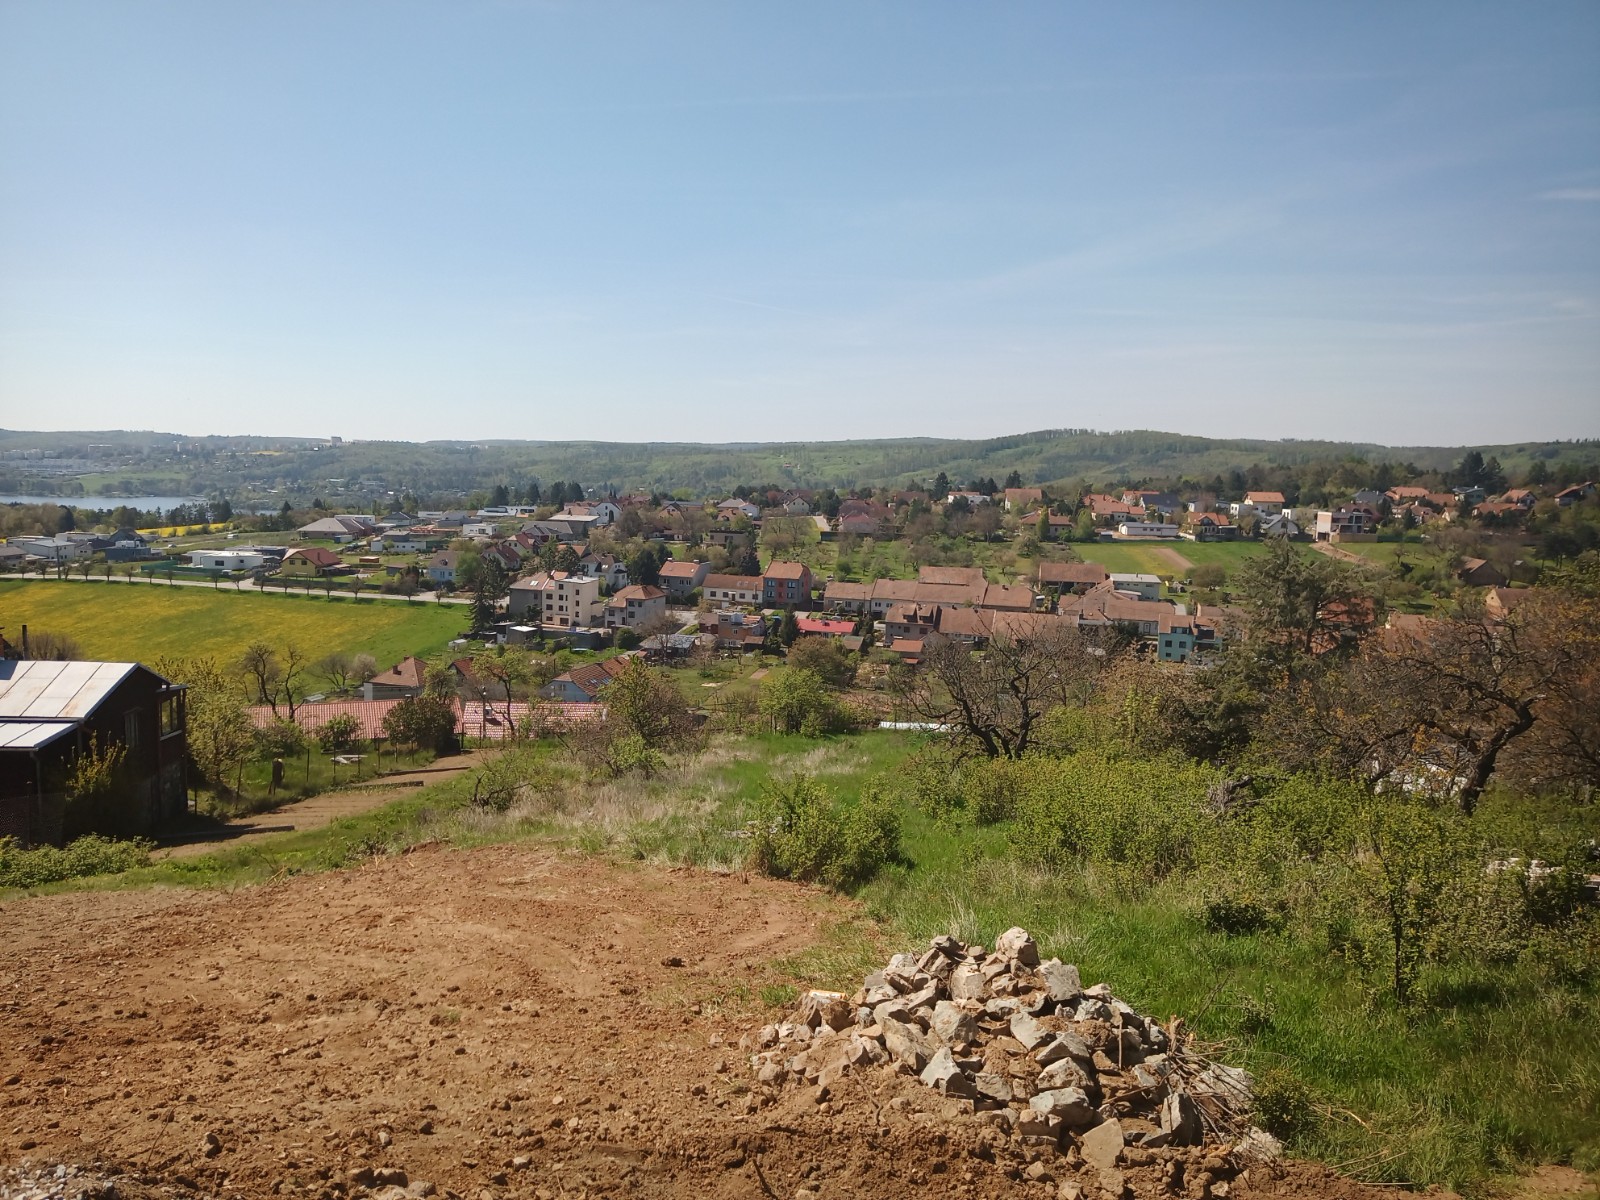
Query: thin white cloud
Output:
[[1540, 188, 1600, 201]]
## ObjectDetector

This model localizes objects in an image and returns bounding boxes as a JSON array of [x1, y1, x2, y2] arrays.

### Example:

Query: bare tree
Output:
[[316, 651, 358, 694], [905, 620, 1103, 759], [238, 643, 283, 716], [1293, 591, 1599, 813]]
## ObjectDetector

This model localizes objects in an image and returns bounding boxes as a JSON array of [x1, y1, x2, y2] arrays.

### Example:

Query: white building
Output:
[[1116, 522, 1180, 539], [1107, 573, 1163, 601], [507, 572, 603, 628], [7, 536, 91, 562], [186, 550, 265, 571]]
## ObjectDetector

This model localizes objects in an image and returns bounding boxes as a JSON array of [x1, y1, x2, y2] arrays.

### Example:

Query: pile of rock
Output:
[[746, 928, 1277, 1169]]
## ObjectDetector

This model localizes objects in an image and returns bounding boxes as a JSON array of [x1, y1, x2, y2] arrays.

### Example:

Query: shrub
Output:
[[747, 774, 901, 890], [1254, 1068, 1317, 1140], [0, 835, 152, 890], [758, 668, 842, 735], [255, 719, 308, 760], [316, 714, 361, 753]]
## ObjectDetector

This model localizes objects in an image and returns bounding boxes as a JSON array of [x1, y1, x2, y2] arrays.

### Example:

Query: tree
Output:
[[734, 546, 762, 578], [907, 623, 1101, 759], [971, 505, 1003, 542], [237, 642, 310, 718], [158, 656, 255, 798], [779, 610, 800, 647], [316, 652, 359, 694], [1231, 537, 1378, 679], [470, 649, 533, 735], [554, 544, 581, 574], [465, 556, 508, 633], [382, 695, 458, 754], [490, 483, 511, 507], [759, 668, 838, 735], [933, 471, 950, 499], [1004, 470, 1024, 490], [786, 636, 856, 688]]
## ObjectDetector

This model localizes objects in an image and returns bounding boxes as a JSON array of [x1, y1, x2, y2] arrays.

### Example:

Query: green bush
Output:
[[747, 774, 900, 890], [316, 714, 361, 753], [0, 835, 152, 890]]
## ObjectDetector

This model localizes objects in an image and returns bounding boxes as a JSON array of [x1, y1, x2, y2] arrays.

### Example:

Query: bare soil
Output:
[[1149, 547, 1195, 572], [0, 847, 1459, 1199]]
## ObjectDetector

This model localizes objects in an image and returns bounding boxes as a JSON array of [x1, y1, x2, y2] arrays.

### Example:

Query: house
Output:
[[579, 552, 629, 591], [563, 501, 620, 526], [883, 604, 992, 649], [279, 547, 346, 577], [716, 498, 760, 520], [296, 515, 375, 542], [543, 513, 602, 539], [1156, 613, 1197, 663], [1452, 486, 1487, 506], [1484, 587, 1530, 622], [185, 550, 265, 572], [1555, 481, 1596, 507], [425, 550, 462, 586], [1117, 521, 1181, 539], [0, 659, 187, 846], [363, 656, 427, 700], [1501, 489, 1537, 509], [1314, 509, 1376, 542], [1004, 487, 1043, 510], [713, 611, 768, 652], [1351, 490, 1388, 509], [461, 521, 502, 540], [945, 491, 991, 506], [1385, 486, 1431, 505], [656, 559, 709, 600], [507, 572, 603, 628], [1108, 573, 1162, 601], [822, 581, 873, 613], [1037, 562, 1108, 593], [1057, 588, 1172, 637], [763, 561, 814, 608], [1184, 513, 1240, 542], [1456, 558, 1509, 588], [1242, 491, 1286, 516], [836, 513, 884, 538], [102, 529, 156, 563], [481, 543, 524, 573], [1122, 490, 1179, 515], [0, 545, 27, 570], [604, 584, 667, 630], [794, 617, 856, 638], [1087, 497, 1143, 525], [701, 573, 764, 606], [6, 536, 91, 563], [780, 497, 812, 516], [540, 655, 637, 703], [1258, 513, 1302, 539], [704, 528, 752, 550], [372, 530, 445, 553]]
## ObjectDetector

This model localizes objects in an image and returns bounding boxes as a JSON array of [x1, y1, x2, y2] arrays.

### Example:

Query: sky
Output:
[[1, 2, 1597, 446]]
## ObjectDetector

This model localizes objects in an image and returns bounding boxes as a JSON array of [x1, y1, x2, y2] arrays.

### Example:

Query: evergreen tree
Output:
[[779, 610, 800, 647], [735, 546, 762, 577], [1004, 470, 1024, 490], [933, 471, 950, 498]]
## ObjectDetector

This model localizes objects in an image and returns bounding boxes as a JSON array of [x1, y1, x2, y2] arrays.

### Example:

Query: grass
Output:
[[0, 577, 467, 665], [7, 724, 1593, 1195]]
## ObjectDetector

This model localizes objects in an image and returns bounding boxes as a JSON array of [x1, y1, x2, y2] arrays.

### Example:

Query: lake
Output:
[[0, 495, 206, 511]]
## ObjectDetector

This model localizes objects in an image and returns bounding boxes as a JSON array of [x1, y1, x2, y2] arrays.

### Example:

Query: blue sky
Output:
[[1, 2, 1597, 445]]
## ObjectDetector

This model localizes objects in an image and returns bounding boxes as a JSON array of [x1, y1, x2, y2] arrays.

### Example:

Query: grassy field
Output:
[[0, 578, 467, 666]]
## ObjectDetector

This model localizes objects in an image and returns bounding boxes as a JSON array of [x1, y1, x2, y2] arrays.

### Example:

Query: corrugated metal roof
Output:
[[0, 720, 79, 750], [0, 660, 140, 721]]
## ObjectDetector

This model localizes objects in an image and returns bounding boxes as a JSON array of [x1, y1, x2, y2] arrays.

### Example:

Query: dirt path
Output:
[[1150, 546, 1194, 572], [0, 847, 1461, 1200], [1311, 541, 1367, 565], [155, 751, 495, 858]]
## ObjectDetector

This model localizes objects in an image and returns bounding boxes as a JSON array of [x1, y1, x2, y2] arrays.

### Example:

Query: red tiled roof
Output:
[[459, 701, 605, 740], [795, 618, 855, 636], [657, 561, 703, 578], [248, 698, 458, 740], [764, 561, 810, 580], [369, 656, 426, 690]]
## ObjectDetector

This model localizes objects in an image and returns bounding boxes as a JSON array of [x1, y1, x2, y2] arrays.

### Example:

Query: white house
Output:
[[604, 584, 668, 630], [1108, 573, 1163, 601], [562, 501, 620, 526], [186, 550, 265, 571], [701, 573, 764, 606]]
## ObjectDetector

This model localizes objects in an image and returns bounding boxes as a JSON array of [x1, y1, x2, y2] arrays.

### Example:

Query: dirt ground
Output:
[[0, 846, 1475, 1200], [1149, 547, 1195, 573]]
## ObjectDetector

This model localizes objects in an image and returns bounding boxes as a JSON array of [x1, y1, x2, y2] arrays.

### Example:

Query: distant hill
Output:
[[1, 427, 1595, 501]]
